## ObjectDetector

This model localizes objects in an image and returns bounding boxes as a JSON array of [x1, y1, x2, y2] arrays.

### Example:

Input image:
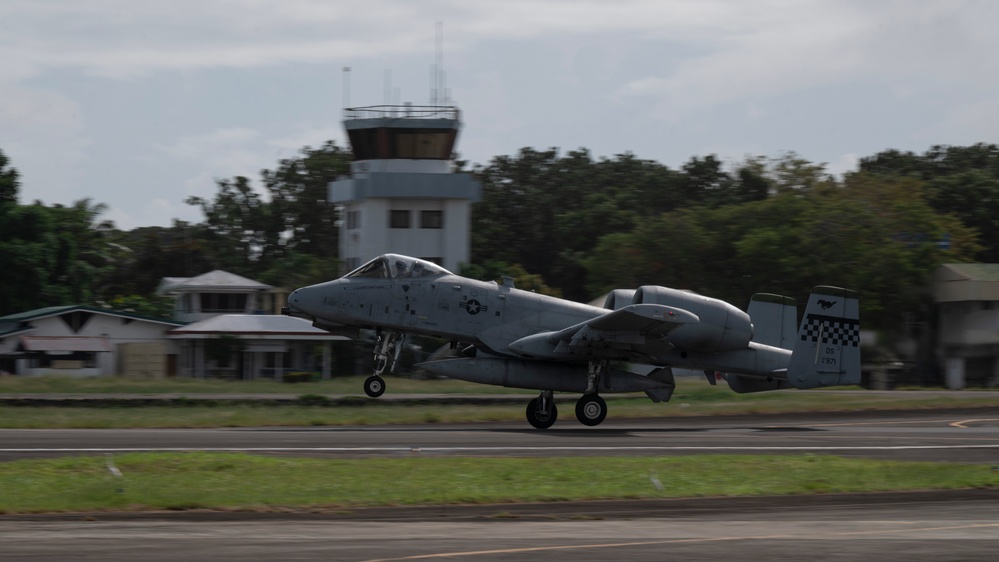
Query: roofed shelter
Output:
[[933, 263, 999, 388], [0, 306, 184, 377], [157, 270, 287, 323], [167, 315, 346, 380]]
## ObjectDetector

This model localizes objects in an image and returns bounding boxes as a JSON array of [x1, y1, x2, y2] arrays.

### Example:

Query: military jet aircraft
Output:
[[284, 254, 861, 429]]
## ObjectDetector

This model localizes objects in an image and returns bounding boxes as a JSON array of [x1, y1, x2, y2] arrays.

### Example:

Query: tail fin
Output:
[[787, 286, 861, 388], [747, 293, 797, 350]]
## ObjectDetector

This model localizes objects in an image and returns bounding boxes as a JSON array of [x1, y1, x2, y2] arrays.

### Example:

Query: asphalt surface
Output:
[[2, 407, 997, 462], [2, 407, 998, 560], [3, 491, 998, 561]]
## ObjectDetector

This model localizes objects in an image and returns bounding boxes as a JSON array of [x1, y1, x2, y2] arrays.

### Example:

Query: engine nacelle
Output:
[[603, 289, 637, 310], [633, 286, 753, 352]]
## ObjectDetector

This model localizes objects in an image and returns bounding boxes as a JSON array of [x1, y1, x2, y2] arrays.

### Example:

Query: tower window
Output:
[[347, 210, 361, 230], [420, 210, 443, 229], [390, 210, 411, 228]]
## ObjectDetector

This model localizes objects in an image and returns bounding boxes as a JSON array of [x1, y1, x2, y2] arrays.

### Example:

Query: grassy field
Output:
[[0, 374, 532, 395], [1, 375, 998, 429], [3, 377, 997, 514], [1, 452, 995, 514]]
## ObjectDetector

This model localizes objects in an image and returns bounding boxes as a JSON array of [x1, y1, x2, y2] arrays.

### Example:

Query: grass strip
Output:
[[0, 404, 523, 428], [1, 452, 995, 514], [0, 375, 532, 395]]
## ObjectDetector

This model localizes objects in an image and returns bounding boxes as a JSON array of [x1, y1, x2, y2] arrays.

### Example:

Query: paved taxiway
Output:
[[2, 408, 997, 560], [1, 407, 997, 463], [3, 491, 998, 561]]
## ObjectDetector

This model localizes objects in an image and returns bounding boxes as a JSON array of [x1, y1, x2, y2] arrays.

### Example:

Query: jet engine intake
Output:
[[602, 289, 637, 310]]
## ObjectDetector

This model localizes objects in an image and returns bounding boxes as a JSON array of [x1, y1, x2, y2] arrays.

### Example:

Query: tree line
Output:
[[2, 142, 997, 334]]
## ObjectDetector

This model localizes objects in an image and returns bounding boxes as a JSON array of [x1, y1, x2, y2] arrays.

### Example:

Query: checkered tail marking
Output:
[[800, 314, 860, 347]]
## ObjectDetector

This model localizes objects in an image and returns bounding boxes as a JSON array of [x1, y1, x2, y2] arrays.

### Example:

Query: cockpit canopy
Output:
[[345, 254, 451, 280]]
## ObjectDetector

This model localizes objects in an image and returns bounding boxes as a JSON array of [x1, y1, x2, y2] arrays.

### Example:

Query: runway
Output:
[[2, 408, 998, 463], [3, 491, 998, 561], [3, 409, 998, 560]]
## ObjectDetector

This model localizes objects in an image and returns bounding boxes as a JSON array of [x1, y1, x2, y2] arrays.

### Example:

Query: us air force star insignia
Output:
[[460, 299, 487, 315]]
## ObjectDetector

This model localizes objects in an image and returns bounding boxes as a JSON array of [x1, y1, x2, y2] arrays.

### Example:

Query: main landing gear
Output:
[[524, 360, 610, 429], [576, 359, 608, 426], [364, 330, 404, 398], [526, 390, 557, 429]]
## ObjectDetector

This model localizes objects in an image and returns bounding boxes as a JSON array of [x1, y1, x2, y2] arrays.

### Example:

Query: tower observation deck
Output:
[[329, 105, 481, 273]]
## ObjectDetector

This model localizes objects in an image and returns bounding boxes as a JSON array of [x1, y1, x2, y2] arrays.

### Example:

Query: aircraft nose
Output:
[[286, 286, 320, 317], [286, 282, 339, 318]]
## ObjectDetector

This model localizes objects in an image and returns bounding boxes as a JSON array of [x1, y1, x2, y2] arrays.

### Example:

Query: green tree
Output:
[[0, 149, 18, 206], [925, 170, 999, 262], [472, 148, 694, 301], [261, 141, 351, 260], [186, 175, 268, 276], [186, 141, 351, 278], [0, 204, 63, 314], [100, 221, 219, 298], [584, 171, 979, 331], [860, 143, 999, 262], [47, 199, 116, 304], [459, 261, 561, 297]]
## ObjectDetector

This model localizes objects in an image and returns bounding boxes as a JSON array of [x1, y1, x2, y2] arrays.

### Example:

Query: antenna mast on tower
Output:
[[342, 66, 352, 109], [432, 21, 446, 106]]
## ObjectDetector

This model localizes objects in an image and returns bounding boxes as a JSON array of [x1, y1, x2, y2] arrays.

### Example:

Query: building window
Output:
[[420, 210, 443, 229], [199, 293, 248, 313], [347, 210, 361, 230], [390, 210, 411, 228]]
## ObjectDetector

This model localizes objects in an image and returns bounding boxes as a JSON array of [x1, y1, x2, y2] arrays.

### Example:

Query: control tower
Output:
[[329, 105, 481, 274]]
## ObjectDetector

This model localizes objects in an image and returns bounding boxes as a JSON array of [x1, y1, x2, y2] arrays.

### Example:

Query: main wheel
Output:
[[525, 397, 558, 429], [364, 375, 385, 398], [575, 394, 607, 426]]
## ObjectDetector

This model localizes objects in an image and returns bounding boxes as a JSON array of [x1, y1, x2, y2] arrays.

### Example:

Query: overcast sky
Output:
[[2, 0, 998, 230]]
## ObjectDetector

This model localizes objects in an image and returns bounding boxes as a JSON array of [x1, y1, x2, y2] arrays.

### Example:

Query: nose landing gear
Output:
[[364, 330, 404, 398]]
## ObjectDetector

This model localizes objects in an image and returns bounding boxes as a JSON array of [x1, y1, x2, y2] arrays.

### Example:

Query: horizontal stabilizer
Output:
[[747, 293, 797, 350]]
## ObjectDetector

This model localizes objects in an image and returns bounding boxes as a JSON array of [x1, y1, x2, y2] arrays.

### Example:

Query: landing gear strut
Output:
[[575, 360, 608, 426], [526, 390, 557, 429], [365, 330, 404, 398]]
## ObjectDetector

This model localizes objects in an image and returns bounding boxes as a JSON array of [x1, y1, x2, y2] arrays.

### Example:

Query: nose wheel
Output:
[[364, 375, 385, 398], [365, 330, 403, 397]]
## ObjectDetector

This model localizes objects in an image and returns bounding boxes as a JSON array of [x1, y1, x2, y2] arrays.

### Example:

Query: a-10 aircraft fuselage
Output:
[[286, 254, 861, 429]]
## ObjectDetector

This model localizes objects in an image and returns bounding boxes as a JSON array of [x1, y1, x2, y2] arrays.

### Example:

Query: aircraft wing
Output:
[[507, 304, 699, 359]]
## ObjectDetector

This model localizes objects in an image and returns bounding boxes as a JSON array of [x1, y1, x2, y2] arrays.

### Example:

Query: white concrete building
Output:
[[156, 270, 286, 324], [0, 306, 184, 376]]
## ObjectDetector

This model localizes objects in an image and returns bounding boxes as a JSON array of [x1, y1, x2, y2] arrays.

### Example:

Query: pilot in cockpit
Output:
[[395, 259, 410, 278]]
